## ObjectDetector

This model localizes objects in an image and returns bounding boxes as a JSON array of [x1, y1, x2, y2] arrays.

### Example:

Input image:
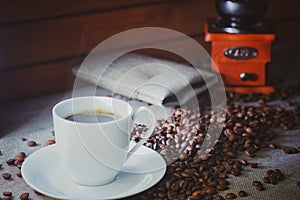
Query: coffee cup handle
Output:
[[127, 106, 156, 159]]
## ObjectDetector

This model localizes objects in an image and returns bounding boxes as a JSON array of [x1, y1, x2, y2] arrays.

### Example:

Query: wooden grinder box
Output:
[[205, 19, 275, 94]]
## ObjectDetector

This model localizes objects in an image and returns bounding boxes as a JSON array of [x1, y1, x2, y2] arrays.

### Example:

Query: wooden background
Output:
[[1, 0, 300, 102]]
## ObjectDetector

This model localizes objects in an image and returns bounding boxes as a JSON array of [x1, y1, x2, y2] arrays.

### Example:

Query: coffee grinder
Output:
[[205, 0, 275, 93]]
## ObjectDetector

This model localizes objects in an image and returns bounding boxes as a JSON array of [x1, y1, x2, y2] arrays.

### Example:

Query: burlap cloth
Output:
[[0, 88, 299, 199]]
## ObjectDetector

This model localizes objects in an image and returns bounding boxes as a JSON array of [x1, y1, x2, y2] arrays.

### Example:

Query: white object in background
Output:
[[74, 54, 218, 105]]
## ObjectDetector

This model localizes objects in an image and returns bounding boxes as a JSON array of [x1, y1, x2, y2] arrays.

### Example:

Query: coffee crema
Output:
[[65, 109, 116, 123]]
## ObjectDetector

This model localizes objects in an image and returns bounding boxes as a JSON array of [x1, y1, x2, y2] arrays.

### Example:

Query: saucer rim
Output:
[[21, 144, 166, 200]]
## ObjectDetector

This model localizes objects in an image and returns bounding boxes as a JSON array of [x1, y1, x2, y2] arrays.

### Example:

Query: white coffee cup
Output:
[[52, 96, 155, 186]]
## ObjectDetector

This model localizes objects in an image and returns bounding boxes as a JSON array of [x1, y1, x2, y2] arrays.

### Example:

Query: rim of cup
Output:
[[52, 96, 132, 125]]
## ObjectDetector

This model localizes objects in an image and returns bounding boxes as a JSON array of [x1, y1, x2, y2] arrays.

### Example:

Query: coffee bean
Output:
[[21, 137, 27, 141], [181, 169, 193, 178], [192, 190, 201, 197], [267, 170, 274, 177], [252, 181, 262, 187], [18, 152, 26, 158], [34, 189, 43, 195], [16, 170, 22, 178], [179, 179, 188, 189], [14, 160, 22, 167], [273, 169, 282, 174], [283, 147, 298, 154], [284, 100, 292, 106], [256, 185, 265, 191], [27, 140, 37, 147], [218, 173, 228, 179], [217, 184, 228, 191], [238, 190, 247, 197], [190, 196, 202, 200], [245, 149, 253, 157], [263, 177, 270, 183], [3, 191, 12, 196], [250, 163, 258, 168], [2, 173, 11, 180], [45, 139, 56, 146], [179, 153, 188, 161], [225, 193, 236, 199], [269, 176, 279, 185], [204, 195, 213, 200], [20, 192, 29, 200], [230, 168, 241, 176], [214, 195, 225, 200], [269, 143, 277, 149], [205, 186, 217, 195], [14, 156, 24, 162], [6, 158, 15, 165], [258, 98, 266, 106], [216, 164, 225, 173], [240, 159, 248, 166]]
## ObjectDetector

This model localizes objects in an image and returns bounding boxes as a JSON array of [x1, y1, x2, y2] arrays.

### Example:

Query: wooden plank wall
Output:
[[0, 0, 300, 102]]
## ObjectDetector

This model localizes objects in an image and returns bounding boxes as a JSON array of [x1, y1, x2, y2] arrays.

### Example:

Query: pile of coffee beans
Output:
[[125, 89, 300, 199]]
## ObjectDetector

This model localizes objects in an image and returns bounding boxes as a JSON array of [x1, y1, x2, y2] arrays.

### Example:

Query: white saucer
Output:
[[22, 144, 166, 200]]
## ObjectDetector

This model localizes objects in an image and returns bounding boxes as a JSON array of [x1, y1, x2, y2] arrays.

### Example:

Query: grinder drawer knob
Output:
[[240, 73, 250, 81]]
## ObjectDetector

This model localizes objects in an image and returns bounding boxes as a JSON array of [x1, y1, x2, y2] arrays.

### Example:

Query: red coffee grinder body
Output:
[[205, 0, 275, 94]]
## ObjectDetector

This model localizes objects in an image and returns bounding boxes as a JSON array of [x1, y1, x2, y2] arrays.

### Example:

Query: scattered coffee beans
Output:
[[252, 181, 263, 187], [44, 139, 56, 146], [269, 143, 277, 149], [27, 140, 37, 147], [240, 159, 248, 166], [215, 195, 225, 200], [3, 191, 12, 196], [18, 152, 26, 158], [34, 189, 43, 195], [284, 100, 292, 106], [250, 163, 258, 168], [256, 185, 265, 191], [282, 147, 298, 154], [20, 192, 29, 200], [238, 190, 247, 197], [16, 170, 22, 178], [252, 180, 265, 191], [6, 159, 15, 165], [2, 173, 12, 180], [225, 193, 236, 199]]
